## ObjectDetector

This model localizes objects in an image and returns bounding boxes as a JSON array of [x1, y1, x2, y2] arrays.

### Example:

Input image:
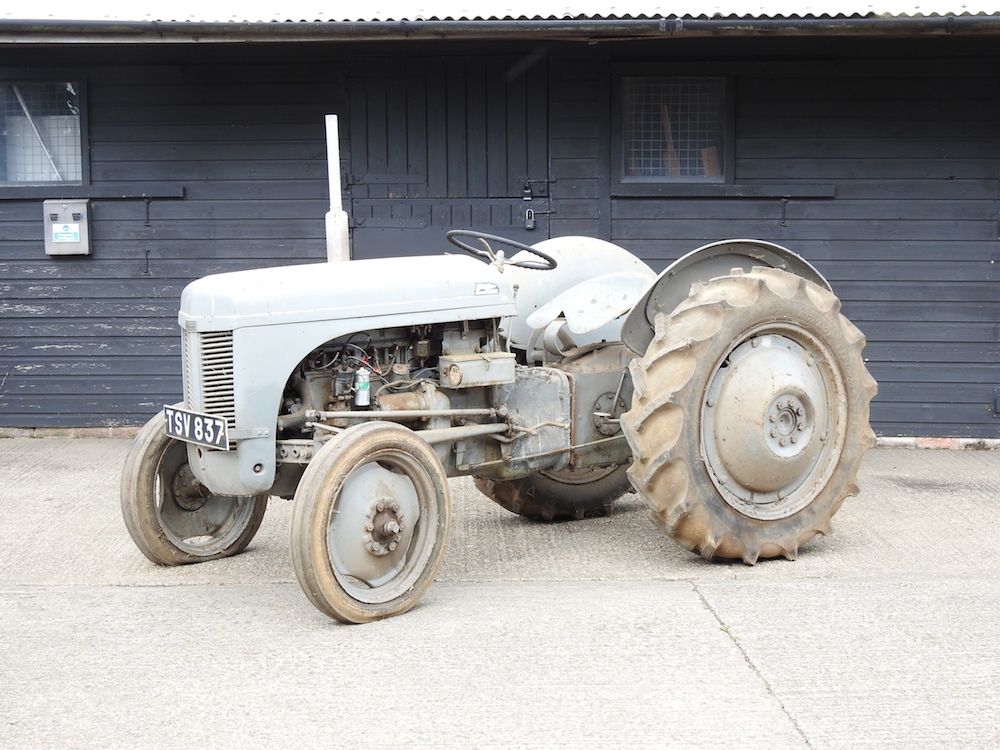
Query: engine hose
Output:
[[277, 374, 312, 431]]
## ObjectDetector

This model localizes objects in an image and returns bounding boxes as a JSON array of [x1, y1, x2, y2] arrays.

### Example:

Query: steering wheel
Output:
[[446, 230, 557, 271]]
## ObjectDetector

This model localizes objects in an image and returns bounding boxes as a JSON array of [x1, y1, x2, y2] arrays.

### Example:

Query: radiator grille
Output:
[[184, 329, 236, 428]]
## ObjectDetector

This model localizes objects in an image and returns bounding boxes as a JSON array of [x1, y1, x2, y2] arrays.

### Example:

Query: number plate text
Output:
[[163, 406, 230, 451]]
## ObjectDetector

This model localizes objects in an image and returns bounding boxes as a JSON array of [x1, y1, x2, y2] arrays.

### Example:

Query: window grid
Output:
[[623, 78, 725, 180], [1, 82, 82, 184]]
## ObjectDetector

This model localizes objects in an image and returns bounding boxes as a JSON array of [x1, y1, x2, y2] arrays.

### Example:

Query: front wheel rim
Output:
[[326, 451, 438, 605], [154, 441, 260, 555]]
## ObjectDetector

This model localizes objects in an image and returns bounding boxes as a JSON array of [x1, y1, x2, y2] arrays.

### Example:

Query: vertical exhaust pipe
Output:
[[325, 114, 351, 263]]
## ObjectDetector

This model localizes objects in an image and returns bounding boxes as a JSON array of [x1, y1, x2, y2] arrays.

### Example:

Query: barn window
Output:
[[0, 82, 82, 185], [621, 77, 728, 182]]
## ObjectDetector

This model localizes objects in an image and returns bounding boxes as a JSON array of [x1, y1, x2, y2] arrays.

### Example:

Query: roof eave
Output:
[[2, 15, 1000, 45]]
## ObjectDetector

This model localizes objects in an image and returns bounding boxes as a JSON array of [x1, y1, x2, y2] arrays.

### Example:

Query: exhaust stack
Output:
[[325, 115, 351, 263]]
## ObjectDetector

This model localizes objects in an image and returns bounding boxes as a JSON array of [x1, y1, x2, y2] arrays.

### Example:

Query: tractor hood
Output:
[[178, 254, 516, 332]]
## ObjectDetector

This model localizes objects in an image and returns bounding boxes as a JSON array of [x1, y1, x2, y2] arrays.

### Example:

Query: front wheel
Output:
[[290, 422, 451, 623], [120, 412, 268, 565], [621, 267, 877, 564]]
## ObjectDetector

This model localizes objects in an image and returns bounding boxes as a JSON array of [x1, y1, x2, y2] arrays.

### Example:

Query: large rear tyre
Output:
[[474, 464, 631, 521], [621, 267, 877, 563], [120, 412, 268, 565], [290, 422, 451, 623]]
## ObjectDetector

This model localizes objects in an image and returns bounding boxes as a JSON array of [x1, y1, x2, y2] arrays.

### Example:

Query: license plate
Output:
[[163, 405, 230, 451]]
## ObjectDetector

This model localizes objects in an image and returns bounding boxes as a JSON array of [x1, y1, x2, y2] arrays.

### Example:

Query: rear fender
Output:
[[620, 239, 831, 356], [503, 236, 655, 351]]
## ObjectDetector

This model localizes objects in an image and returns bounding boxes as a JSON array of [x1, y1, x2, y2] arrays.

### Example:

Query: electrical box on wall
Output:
[[43, 199, 91, 256]]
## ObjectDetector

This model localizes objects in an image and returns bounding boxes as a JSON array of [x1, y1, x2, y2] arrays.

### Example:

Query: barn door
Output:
[[346, 55, 549, 259]]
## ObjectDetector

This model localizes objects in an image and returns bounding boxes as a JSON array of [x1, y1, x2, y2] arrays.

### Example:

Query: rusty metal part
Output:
[[365, 498, 404, 556]]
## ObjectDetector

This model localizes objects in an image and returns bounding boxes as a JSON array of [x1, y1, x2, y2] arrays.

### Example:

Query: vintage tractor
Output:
[[120, 120, 877, 623]]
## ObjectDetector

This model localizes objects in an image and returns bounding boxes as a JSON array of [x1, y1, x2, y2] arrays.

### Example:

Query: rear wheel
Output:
[[621, 267, 877, 563], [120, 412, 268, 565], [290, 422, 451, 623], [474, 464, 631, 521]]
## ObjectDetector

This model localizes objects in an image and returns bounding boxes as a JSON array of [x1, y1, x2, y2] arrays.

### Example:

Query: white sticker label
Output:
[[475, 282, 500, 296], [53, 224, 80, 243]]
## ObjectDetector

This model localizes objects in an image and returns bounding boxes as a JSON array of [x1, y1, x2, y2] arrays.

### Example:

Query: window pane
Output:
[[623, 77, 725, 181], [1, 82, 82, 184]]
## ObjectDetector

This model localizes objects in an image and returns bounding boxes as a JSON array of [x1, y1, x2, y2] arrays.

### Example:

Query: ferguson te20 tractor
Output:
[[120, 117, 877, 623]]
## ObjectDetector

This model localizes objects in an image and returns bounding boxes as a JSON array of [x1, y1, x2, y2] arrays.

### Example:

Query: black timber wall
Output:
[[549, 38, 1000, 439], [0, 47, 343, 427], [0, 38, 998, 437]]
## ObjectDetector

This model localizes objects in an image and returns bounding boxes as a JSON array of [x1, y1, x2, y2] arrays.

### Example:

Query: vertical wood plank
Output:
[[446, 61, 468, 198]]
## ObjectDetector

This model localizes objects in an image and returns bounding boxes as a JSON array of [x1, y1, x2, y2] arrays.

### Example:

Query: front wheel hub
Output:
[[365, 498, 404, 557], [171, 465, 210, 511]]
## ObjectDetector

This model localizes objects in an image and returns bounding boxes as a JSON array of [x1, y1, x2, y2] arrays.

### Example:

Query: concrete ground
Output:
[[0, 438, 997, 749]]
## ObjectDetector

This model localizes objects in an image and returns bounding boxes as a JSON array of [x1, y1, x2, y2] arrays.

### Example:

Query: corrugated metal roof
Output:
[[3, 1, 999, 23]]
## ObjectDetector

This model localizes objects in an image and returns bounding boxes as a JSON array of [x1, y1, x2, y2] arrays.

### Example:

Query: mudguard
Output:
[[503, 236, 656, 351], [620, 239, 832, 356]]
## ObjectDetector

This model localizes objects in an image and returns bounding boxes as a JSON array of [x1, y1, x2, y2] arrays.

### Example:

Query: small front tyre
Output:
[[290, 422, 452, 623], [120, 412, 268, 565]]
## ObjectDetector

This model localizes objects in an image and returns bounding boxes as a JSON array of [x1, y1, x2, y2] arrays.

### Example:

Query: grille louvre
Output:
[[184, 329, 236, 428]]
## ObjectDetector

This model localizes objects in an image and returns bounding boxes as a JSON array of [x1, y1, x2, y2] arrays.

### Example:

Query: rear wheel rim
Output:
[[701, 325, 846, 521]]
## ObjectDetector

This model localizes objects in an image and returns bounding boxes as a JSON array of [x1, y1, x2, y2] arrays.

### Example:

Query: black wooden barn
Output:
[[1, 7, 999, 438]]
